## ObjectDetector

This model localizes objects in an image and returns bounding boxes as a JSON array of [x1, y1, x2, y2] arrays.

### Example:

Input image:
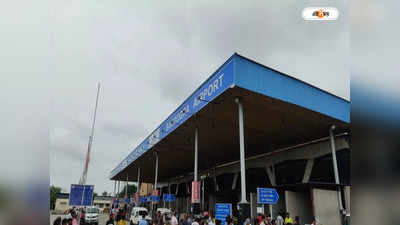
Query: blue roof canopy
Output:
[[110, 53, 349, 179]]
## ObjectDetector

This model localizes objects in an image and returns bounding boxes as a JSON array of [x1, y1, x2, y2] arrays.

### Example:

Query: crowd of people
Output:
[[109, 203, 131, 225], [53, 205, 321, 225], [252, 212, 300, 225], [148, 210, 320, 225], [52, 207, 79, 225]]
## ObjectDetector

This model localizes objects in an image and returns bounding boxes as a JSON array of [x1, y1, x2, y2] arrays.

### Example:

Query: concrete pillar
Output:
[[250, 193, 257, 220], [114, 180, 116, 197], [265, 166, 276, 186], [312, 188, 341, 225], [235, 97, 250, 225], [285, 190, 313, 224], [126, 174, 128, 197], [117, 181, 119, 198], [213, 173, 219, 192], [302, 159, 314, 183], [137, 167, 141, 194], [192, 127, 200, 215], [344, 186, 350, 213], [154, 152, 159, 190], [232, 172, 239, 190], [168, 182, 171, 209], [329, 126, 344, 213]]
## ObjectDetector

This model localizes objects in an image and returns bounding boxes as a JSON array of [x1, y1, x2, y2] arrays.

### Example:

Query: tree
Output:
[[93, 192, 98, 198], [102, 191, 108, 196], [50, 186, 62, 210], [118, 184, 137, 197]]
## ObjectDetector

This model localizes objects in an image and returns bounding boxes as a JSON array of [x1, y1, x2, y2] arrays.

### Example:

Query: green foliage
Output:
[[118, 184, 137, 197], [50, 186, 62, 210]]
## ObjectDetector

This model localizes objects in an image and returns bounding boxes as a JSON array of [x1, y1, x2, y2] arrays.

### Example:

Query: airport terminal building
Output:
[[110, 53, 350, 225]]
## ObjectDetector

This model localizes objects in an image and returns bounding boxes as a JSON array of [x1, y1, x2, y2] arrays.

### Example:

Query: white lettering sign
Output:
[[193, 74, 224, 108]]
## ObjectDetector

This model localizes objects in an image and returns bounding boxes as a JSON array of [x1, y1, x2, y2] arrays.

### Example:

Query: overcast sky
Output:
[[0, 0, 349, 194]]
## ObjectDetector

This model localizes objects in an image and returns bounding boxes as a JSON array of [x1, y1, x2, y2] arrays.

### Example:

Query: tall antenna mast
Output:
[[79, 83, 100, 185]]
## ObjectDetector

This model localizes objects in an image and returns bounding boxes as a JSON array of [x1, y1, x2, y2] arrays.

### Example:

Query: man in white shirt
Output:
[[171, 212, 178, 225], [276, 213, 284, 225], [192, 217, 200, 225], [208, 216, 216, 225]]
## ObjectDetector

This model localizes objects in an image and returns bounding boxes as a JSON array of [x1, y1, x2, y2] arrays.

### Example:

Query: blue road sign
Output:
[[215, 203, 232, 225], [163, 194, 175, 202], [139, 196, 147, 203], [257, 188, 279, 204], [150, 195, 160, 202], [69, 184, 94, 206]]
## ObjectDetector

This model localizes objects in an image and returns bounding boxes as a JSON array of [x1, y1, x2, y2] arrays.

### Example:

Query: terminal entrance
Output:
[[110, 54, 350, 225]]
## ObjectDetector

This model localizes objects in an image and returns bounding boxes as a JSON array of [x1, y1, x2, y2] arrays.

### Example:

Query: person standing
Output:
[[284, 213, 293, 225], [156, 211, 163, 225], [79, 208, 86, 225], [226, 217, 234, 225], [170, 212, 178, 225], [53, 217, 61, 225], [192, 217, 200, 225], [106, 213, 115, 225], [259, 215, 265, 225], [62, 218, 69, 225], [276, 213, 284, 225], [266, 214, 272, 225], [181, 213, 189, 225], [208, 215, 215, 225], [71, 211, 78, 225], [243, 218, 251, 225], [293, 216, 299, 225], [139, 215, 148, 225]]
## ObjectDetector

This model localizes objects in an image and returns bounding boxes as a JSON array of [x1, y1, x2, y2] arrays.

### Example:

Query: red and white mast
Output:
[[79, 83, 100, 185]]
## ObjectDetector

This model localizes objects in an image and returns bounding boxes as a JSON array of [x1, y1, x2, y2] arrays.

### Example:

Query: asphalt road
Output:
[[50, 213, 110, 225]]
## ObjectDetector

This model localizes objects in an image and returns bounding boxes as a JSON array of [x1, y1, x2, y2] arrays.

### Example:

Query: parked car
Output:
[[130, 207, 152, 225], [156, 208, 171, 215], [156, 208, 172, 223], [84, 206, 99, 225]]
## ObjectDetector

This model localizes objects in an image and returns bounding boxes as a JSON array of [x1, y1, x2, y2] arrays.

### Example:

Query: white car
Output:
[[130, 207, 152, 225], [84, 206, 99, 225], [156, 208, 172, 223], [156, 208, 171, 215]]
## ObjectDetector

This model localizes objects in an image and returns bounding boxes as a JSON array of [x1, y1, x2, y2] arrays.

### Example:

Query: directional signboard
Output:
[[163, 194, 176, 202], [257, 188, 279, 204], [215, 203, 232, 225], [150, 195, 160, 203], [139, 196, 147, 203], [69, 184, 94, 206]]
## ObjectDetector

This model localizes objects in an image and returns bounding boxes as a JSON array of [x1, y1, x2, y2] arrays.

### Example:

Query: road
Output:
[[50, 213, 110, 225]]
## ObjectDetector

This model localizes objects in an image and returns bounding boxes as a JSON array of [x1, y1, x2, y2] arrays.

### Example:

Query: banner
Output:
[[191, 181, 200, 204]]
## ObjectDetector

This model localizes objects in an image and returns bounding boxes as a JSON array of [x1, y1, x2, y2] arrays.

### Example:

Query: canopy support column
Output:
[[330, 125, 344, 215], [235, 97, 250, 225], [192, 127, 200, 215], [126, 174, 128, 198], [114, 180, 116, 197], [153, 152, 159, 215]]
